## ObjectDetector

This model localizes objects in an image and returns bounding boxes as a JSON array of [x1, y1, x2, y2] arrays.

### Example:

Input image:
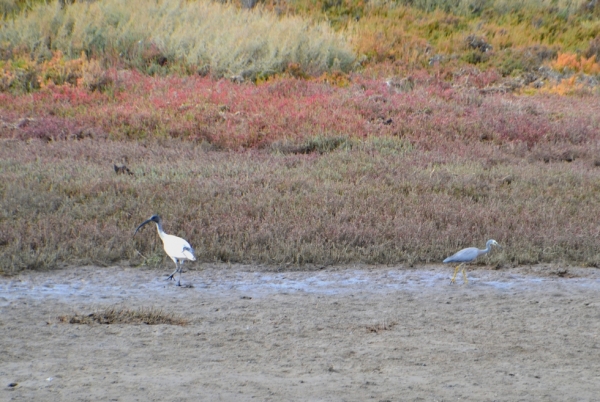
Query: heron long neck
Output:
[[478, 243, 491, 257]]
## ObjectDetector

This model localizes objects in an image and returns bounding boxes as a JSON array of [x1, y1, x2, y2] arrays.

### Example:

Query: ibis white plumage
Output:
[[443, 239, 500, 284], [134, 215, 196, 286]]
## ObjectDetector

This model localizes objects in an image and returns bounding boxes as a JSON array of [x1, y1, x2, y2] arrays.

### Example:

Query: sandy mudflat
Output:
[[1, 264, 600, 401]]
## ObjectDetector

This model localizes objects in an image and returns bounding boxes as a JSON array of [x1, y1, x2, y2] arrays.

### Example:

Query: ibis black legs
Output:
[[167, 260, 184, 286]]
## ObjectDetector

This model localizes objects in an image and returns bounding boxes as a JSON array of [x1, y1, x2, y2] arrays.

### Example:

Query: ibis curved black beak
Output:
[[133, 215, 161, 236], [134, 219, 152, 236]]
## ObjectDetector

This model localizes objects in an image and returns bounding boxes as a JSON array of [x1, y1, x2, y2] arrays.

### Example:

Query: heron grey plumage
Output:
[[134, 215, 196, 287], [443, 239, 500, 284]]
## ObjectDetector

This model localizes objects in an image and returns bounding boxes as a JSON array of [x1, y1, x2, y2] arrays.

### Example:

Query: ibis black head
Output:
[[134, 214, 162, 236]]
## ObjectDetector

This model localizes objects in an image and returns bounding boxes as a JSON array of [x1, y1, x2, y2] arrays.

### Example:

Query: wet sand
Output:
[[2, 264, 600, 401]]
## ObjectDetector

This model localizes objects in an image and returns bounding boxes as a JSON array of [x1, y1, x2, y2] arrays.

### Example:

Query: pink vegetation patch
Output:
[[1, 71, 598, 150]]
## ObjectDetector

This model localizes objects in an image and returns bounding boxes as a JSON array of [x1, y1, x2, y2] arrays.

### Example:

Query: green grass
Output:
[[0, 0, 355, 80], [2, 0, 600, 93], [283, 0, 600, 82]]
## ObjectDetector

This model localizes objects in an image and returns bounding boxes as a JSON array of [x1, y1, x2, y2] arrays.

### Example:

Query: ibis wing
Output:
[[182, 246, 196, 261], [163, 235, 196, 261]]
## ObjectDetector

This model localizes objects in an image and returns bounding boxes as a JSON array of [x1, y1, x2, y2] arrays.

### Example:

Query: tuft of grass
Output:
[[58, 306, 188, 326], [273, 135, 351, 154], [366, 319, 397, 333]]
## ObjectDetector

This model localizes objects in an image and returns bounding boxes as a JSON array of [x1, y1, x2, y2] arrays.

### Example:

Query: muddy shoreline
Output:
[[2, 264, 600, 401]]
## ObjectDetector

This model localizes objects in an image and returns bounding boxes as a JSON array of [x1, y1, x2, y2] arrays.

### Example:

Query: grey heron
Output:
[[134, 215, 196, 286], [443, 239, 500, 284]]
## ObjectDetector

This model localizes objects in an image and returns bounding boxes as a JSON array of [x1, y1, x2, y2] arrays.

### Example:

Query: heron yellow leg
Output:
[[451, 264, 463, 284], [462, 267, 468, 284]]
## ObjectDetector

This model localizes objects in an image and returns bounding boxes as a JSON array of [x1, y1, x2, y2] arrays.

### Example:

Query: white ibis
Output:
[[134, 215, 196, 286], [443, 239, 501, 284]]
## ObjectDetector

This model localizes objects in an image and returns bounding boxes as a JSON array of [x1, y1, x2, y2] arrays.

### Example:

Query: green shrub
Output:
[[463, 50, 489, 65], [496, 46, 557, 76]]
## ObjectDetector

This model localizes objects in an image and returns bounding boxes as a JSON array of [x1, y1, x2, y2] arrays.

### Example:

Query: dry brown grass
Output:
[[58, 306, 188, 326], [2, 135, 600, 275]]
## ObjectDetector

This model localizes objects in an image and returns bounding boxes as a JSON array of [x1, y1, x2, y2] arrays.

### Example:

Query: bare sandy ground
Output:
[[2, 263, 600, 401]]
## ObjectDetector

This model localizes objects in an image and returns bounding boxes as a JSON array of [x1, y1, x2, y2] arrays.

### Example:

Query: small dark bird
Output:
[[114, 164, 134, 176]]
